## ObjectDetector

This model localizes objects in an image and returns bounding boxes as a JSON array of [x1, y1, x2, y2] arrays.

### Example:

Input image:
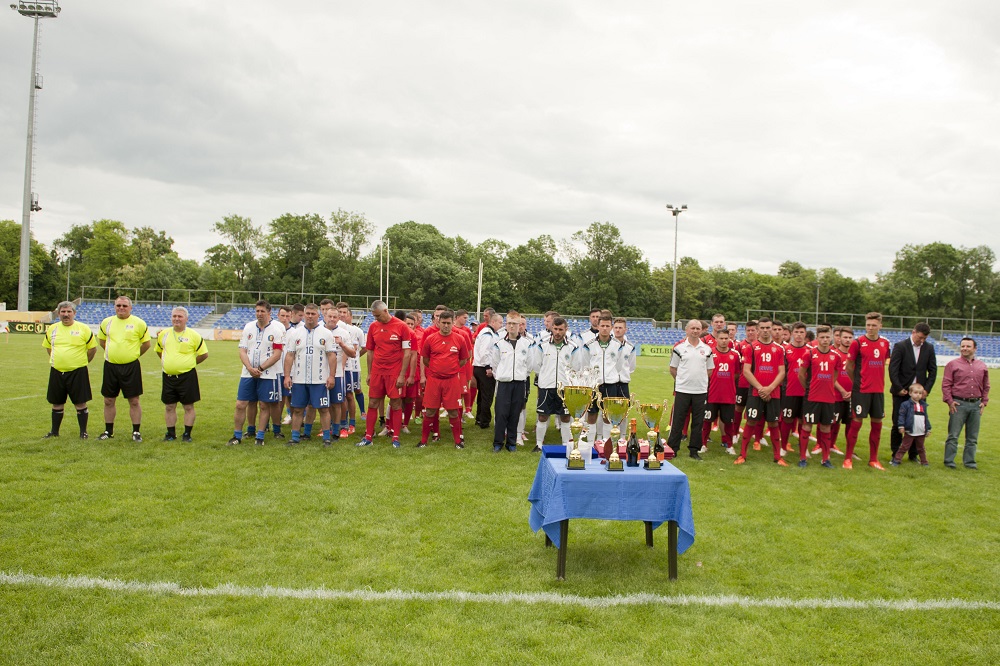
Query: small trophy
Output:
[[635, 397, 668, 470], [600, 397, 631, 471], [556, 380, 598, 470]]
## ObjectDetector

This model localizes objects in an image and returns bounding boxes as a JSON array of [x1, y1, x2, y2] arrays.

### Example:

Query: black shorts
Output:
[[803, 401, 838, 426], [617, 382, 631, 399], [834, 400, 852, 424], [735, 387, 750, 407], [47, 366, 92, 406], [101, 360, 143, 399], [746, 395, 780, 423], [536, 387, 569, 416], [162, 369, 201, 405], [589, 382, 627, 414], [704, 402, 735, 423], [851, 392, 885, 420], [780, 394, 805, 421]]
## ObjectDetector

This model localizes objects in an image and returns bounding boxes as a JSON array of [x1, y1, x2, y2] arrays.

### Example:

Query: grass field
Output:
[[1, 334, 998, 664]]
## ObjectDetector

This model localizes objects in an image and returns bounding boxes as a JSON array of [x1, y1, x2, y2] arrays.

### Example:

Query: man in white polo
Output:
[[666, 319, 715, 461]]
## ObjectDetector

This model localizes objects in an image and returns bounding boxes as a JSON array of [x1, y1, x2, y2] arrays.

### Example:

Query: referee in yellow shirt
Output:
[[97, 296, 152, 442], [155, 307, 208, 442], [42, 301, 98, 439]]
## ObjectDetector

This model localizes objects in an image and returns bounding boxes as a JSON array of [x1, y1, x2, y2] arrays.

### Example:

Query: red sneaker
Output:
[[348, 425, 356, 435], [810, 445, 822, 455], [843, 459, 853, 470], [869, 461, 886, 471], [753, 441, 761, 451], [734, 456, 746, 465], [775, 458, 789, 467]]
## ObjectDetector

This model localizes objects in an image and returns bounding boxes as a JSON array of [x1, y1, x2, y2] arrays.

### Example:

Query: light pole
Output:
[[666, 204, 687, 328], [300, 263, 307, 299], [11, 1, 61, 312], [971, 305, 976, 334]]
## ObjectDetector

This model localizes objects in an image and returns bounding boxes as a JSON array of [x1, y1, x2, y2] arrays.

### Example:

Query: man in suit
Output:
[[888, 322, 937, 461]]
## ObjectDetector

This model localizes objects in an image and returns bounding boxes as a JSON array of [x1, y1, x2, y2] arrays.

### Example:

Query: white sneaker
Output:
[[699, 445, 708, 454], [464, 411, 474, 421], [401, 426, 411, 435], [725, 446, 736, 455], [281, 415, 292, 425], [779, 447, 787, 458], [377, 426, 390, 437]]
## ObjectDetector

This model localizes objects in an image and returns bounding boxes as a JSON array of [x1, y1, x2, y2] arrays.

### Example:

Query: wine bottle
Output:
[[626, 418, 640, 467]]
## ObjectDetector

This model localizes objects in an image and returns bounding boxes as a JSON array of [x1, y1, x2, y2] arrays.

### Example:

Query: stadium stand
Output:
[[74, 301, 214, 327]]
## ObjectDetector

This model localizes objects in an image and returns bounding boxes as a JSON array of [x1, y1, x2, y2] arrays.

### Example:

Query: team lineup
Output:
[[40, 298, 987, 469]]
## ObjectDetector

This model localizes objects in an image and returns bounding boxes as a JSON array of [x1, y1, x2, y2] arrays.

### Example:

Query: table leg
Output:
[[556, 519, 568, 580], [545, 534, 552, 548], [668, 520, 678, 581], [644, 521, 654, 547]]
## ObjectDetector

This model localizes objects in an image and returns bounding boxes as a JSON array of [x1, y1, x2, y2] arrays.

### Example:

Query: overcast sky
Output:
[[1, 0, 997, 278]]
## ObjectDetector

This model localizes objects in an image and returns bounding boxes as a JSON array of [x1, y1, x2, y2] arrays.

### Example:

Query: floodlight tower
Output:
[[666, 204, 687, 328], [10, 0, 61, 312]]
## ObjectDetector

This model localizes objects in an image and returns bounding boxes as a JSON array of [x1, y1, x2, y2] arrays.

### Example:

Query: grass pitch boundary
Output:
[[3, 571, 997, 611]]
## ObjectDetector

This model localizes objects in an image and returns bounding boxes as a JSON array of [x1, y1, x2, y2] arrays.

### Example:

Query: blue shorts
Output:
[[237, 376, 281, 403], [279, 375, 292, 398], [291, 383, 330, 409], [345, 370, 361, 393], [329, 377, 345, 405]]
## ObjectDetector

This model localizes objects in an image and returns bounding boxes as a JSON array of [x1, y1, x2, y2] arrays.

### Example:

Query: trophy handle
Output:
[[593, 391, 603, 413], [556, 382, 564, 401]]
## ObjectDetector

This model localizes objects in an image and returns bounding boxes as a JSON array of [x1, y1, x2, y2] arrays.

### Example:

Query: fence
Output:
[[80, 286, 397, 311], [746, 309, 997, 335]]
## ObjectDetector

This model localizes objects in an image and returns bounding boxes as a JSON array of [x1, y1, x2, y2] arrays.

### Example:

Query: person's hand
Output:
[[396, 374, 405, 389], [326, 375, 335, 389], [485, 368, 493, 377], [365, 374, 370, 387], [949, 402, 958, 414], [420, 376, 427, 388], [284, 376, 292, 390], [979, 403, 985, 415], [897, 427, 904, 434], [249, 366, 261, 378], [899, 389, 909, 396]]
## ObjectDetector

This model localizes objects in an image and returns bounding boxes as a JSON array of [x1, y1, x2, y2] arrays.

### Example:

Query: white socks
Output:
[[536, 419, 548, 446]]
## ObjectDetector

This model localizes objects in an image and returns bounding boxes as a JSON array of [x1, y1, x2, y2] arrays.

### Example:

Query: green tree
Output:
[[0, 220, 62, 310], [315, 209, 376, 297], [506, 235, 570, 313], [204, 215, 263, 291], [262, 213, 331, 293]]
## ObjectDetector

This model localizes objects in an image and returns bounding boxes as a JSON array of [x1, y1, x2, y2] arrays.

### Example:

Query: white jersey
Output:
[[616, 337, 638, 383], [488, 335, 534, 382], [341, 322, 364, 372], [285, 325, 336, 384], [528, 338, 583, 389], [473, 326, 500, 366], [580, 337, 627, 385], [325, 323, 348, 379], [239, 319, 286, 380]]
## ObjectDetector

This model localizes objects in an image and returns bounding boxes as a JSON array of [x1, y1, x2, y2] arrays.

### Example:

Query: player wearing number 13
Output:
[[844, 312, 891, 470]]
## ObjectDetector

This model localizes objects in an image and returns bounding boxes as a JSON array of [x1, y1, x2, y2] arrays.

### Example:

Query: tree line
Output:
[[1, 215, 997, 327]]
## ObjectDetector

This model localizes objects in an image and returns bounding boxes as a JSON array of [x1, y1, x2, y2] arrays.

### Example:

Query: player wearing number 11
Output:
[[844, 312, 891, 470], [797, 326, 850, 468]]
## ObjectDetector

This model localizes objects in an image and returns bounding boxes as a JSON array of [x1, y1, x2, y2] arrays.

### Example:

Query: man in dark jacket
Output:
[[888, 323, 937, 461]]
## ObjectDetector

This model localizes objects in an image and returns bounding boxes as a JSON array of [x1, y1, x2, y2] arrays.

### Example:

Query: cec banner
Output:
[[8, 321, 46, 334]]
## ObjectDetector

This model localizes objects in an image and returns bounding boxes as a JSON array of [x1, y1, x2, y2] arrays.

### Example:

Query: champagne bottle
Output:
[[626, 418, 640, 467]]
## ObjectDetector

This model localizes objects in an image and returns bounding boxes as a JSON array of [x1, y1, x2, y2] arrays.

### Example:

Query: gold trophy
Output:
[[600, 397, 631, 471], [556, 382, 598, 470], [635, 398, 668, 470]]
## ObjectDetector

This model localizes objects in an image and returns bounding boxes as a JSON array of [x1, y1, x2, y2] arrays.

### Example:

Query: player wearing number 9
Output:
[[843, 312, 892, 470]]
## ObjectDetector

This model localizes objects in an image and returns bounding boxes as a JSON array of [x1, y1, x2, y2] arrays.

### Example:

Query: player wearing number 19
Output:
[[42, 301, 98, 439], [155, 307, 208, 442], [283, 304, 338, 446]]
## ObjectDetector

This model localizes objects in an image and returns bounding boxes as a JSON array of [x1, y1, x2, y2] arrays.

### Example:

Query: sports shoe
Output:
[[821, 460, 834, 468], [831, 445, 844, 455], [920, 462, 930, 467], [689, 451, 703, 461], [759, 438, 770, 447], [493, 444, 503, 452], [98, 432, 112, 441], [181, 434, 192, 443], [506, 444, 517, 452], [711, 423, 719, 432], [797, 459, 807, 468], [400, 426, 410, 435], [255, 438, 265, 446], [42, 432, 59, 439], [273, 432, 285, 439], [132, 432, 143, 443], [80, 432, 89, 440], [288, 439, 299, 446], [377, 426, 390, 437], [356, 437, 373, 447], [532, 445, 542, 453], [347, 425, 356, 435], [417, 442, 427, 448], [431, 433, 440, 443], [851, 453, 862, 461], [752, 441, 761, 451], [322, 439, 332, 447], [889, 460, 900, 467], [778, 448, 787, 458], [340, 428, 350, 438], [413, 416, 421, 424], [725, 446, 736, 455], [843, 459, 853, 470], [869, 461, 886, 471], [774, 458, 788, 467], [811, 445, 822, 455], [281, 415, 292, 425], [783, 443, 794, 452], [464, 411, 474, 421], [227, 437, 241, 446], [699, 445, 708, 454], [163, 434, 176, 442], [733, 456, 746, 465], [392, 438, 401, 449], [455, 442, 465, 450]]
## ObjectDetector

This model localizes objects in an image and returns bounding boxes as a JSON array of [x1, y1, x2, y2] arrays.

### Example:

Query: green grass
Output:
[[1, 335, 999, 664]]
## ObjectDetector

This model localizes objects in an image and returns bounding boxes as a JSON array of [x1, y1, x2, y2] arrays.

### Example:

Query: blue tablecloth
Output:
[[528, 455, 696, 552]]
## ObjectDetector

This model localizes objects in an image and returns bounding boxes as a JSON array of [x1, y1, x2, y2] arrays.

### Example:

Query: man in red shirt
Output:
[[733, 320, 765, 451], [473, 307, 495, 337], [844, 312, 891, 470], [816, 326, 854, 457], [400, 313, 424, 434], [780, 322, 812, 454], [453, 310, 476, 419], [736, 316, 786, 466], [419, 310, 470, 449], [797, 326, 851, 468], [358, 301, 412, 448], [702, 329, 740, 455]]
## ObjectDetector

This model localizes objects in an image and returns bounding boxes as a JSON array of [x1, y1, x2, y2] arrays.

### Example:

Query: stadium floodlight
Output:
[[10, 0, 61, 311], [666, 204, 688, 328]]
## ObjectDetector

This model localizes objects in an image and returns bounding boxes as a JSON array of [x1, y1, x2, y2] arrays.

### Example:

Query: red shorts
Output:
[[423, 375, 462, 411], [369, 371, 403, 400], [403, 379, 420, 399]]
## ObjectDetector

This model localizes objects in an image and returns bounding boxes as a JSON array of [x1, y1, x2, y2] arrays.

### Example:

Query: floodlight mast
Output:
[[666, 204, 687, 328], [10, 1, 61, 312]]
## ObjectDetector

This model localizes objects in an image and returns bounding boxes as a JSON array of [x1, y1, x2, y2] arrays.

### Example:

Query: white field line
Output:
[[2, 571, 997, 611], [0, 394, 42, 401]]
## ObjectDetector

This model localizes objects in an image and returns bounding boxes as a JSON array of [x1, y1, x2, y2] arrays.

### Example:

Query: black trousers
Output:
[[494, 380, 527, 447], [667, 392, 707, 453], [890, 393, 918, 460], [473, 365, 496, 428]]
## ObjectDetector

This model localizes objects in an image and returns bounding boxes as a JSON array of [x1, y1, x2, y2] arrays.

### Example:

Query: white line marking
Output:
[[2, 571, 996, 611], [0, 394, 41, 402]]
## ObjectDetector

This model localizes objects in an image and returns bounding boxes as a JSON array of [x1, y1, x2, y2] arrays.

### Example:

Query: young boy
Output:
[[892, 383, 931, 466]]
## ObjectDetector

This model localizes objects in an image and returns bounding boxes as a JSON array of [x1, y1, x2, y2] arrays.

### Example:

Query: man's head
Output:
[[433, 304, 447, 326], [816, 325, 832, 350], [371, 300, 391, 324], [490, 313, 503, 331], [544, 311, 558, 331], [598, 315, 613, 340], [589, 308, 602, 329], [505, 315, 521, 339], [438, 310, 454, 335], [960, 336, 977, 359], [115, 296, 133, 320], [745, 320, 758, 342], [303, 303, 320, 328], [255, 299, 271, 326], [172, 307, 189, 331], [290, 303, 304, 324], [912, 322, 930, 346], [278, 306, 292, 327], [57, 301, 76, 325], [715, 328, 730, 351], [836, 326, 854, 349], [727, 323, 737, 339], [551, 317, 567, 344], [791, 321, 807, 346], [711, 313, 726, 334], [404, 313, 417, 330], [482, 307, 495, 322], [455, 309, 468, 327], [685, 318, 703, 340], [325, 307, 340, 328], [613, 317, 627, 341], [757, 316, 772, 342], [865, 312, 882, 338], [337, 302, 352, 325]]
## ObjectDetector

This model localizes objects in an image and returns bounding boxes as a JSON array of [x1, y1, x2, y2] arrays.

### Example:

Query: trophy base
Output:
[[607, 458, 624, 471], [567, 456, 587, 470], [643, 458, 662, 470]]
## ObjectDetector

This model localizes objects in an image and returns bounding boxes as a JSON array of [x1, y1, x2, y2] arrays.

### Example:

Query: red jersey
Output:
[[365, 317, 412, 374], [833, 347, 852, 398], [453, 326, 474, 362], [420, 331, 470, 379], [405, 327, 424, 381], [783, 343, 812, 397], [703, 333, 718, 351], [744, 340, 785, 399], [804, 348, 842, 403], [847, 335, 890, 394], [474, 321, 489, 337], [736, 340, 752, 388], [708, 348, 740, 404]]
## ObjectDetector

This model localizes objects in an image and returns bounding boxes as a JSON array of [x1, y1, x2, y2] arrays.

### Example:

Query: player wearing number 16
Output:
[[283, 304, 338, 446]]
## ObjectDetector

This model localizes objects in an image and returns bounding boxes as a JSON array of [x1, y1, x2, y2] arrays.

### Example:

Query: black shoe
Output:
[[944, 462, 957, 469], [42, 432, 59, 439], [273, 432, 286, 439], [532, 445, 542, 453], [132, 432, 143, 443], [79, 432, 89, 440], [506, 444, 517, 452], [455, 442, 465, 450], [181, 434, 193, 443], [163, 434, 176, 442], [98, 431, 112, 441], [227, 437, 241, 446], [965, 463, 978, 469], [493, 444, 503, 453], [689, 451, 703, 461]]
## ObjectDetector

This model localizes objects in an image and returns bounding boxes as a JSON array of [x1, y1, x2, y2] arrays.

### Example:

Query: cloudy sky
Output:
[[1, 0, 997, 278]]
